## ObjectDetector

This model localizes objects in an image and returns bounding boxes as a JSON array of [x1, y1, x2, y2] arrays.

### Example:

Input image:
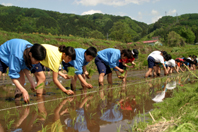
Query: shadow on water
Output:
[[0, 72, 197, 131]]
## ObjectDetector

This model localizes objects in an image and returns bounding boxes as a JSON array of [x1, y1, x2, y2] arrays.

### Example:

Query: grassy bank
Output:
[[132, 72, 198, 132]]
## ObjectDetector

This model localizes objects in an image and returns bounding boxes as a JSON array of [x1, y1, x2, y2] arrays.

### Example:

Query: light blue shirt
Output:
[[0, 39, 32, 79], [97, 48, 121, 68], [69, 48, 88, 75]]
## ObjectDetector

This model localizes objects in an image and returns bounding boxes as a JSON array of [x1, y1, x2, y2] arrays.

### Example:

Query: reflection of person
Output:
[[115, 49, 139, 84], [32, 45, 76, 95], [0, 39, 46, 103], [64, 95, 93, 131], [48, 97, 74, 132], [62, 47, 97, 90], [13, 97, 47, 132], [95, 48, 132, 88], [98, 89, 123, 123]]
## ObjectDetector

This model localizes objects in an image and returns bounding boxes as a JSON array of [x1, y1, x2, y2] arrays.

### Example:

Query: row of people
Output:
[[145, 50, 197, 78], [0, 38, 138, 103]]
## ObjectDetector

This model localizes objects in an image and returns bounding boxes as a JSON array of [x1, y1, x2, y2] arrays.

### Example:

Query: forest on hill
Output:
[[0, 4, 198, 45]]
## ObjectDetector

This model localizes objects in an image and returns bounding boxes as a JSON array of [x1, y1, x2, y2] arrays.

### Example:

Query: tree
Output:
[[179, 27, 195, 44], [167, 31, 186, 47], [109, 21, 136, 43], [88, 30, 104, 39]]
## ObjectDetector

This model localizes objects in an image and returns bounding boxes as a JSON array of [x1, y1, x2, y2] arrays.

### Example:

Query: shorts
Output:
[[118, 62, 126, 70], [95, 56, 112, 75], [31, 63, 45, 73], [147, 56, 156, 68], [62, 61, 73, 72], [0, 59, 8, 73]]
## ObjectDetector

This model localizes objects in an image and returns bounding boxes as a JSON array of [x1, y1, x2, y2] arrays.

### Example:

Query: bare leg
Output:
[[107, 73, 112, 88], [71, 74, 78, 91], [145, 68, 153, 78], [98, 73, 105, 87], [34, 71, 46, 97]]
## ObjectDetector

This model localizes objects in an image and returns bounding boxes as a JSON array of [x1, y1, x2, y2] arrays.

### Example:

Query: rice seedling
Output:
[[88, 68, 95, 78], [7, 119, 15, 130], [117, 124, 121, 132], [67, 67, 76, 78], [35, 82, 44, 90], [41, 125, 49, 132]]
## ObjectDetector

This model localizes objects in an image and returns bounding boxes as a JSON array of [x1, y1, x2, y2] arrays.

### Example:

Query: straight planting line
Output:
[[0, 73, 189, 112]]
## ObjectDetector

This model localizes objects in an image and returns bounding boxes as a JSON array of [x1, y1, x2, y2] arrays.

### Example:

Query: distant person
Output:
[[165, 54, 179, 74], [95, 48, 132, 87], [0, 39, 46, 103], [115, 49, 139, 84], [62, 47, 97, 90], [145, 51, 169, 78]]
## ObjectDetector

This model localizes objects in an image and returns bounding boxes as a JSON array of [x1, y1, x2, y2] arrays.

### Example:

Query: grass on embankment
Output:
[[133, 77, 198, 132]]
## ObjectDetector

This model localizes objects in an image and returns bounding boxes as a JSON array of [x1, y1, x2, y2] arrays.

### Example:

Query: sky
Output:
[[1, 0, 198, 24]]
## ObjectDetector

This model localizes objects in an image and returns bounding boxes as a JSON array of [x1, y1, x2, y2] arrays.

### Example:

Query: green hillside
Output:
[[0, 5, 147, 43]]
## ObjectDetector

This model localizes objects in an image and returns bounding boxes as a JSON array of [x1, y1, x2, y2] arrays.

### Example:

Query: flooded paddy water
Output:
[[0, 70, 197, 132]]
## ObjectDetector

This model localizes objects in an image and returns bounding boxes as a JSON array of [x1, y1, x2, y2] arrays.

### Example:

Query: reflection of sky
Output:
[[100, 104, 123, 122], [166, 81, 176, 90], [11, 128, 22, 132], [152, 84, 167, 103], [152, 79, 177, 103], [152, 91, 166, 103], [65, 108, 87, 132]]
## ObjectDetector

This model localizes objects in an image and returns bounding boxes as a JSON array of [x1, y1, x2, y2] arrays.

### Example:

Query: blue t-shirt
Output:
[[69, 48, 89, 75], [0, 39, 32, 79], [97, 48, 121, 68]]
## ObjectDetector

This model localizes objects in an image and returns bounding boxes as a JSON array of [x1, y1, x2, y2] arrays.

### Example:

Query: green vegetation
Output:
[[0, 5, 147, 43], [132, 75, 198, 131], [88, 68, 95, 78], [67, 67, 76, 78]]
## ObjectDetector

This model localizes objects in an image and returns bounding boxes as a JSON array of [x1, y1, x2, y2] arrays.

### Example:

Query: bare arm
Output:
[[23, 69, 36, 89], [53, 71, 74, 95], [77, 74, 93, 88], [58, 71, 70, 79], [12, 79, 29, 103], [83, 66, 89, 76], [174, 67, 179, 73], [162, 63, 168, 75], [114, 66, 124, 73]]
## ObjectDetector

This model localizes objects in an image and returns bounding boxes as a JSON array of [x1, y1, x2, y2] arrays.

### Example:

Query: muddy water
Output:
[[0, 71, 196, 132]]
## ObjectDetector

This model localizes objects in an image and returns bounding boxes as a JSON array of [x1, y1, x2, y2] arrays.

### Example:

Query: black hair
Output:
[[30, 44, 46, 60], [24, 44, 46, 69], [163, 54, 171, 61], [167, 54, 172, 61], [59, 45, 76, 60], [85, 47, 97, 57], [121, 49, 132, 58], [161, 51, 167, 55]]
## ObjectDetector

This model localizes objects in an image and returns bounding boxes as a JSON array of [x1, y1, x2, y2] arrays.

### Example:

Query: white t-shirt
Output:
[[59, 64, 62, 70], [187, 57, 191, 60], [166, 59, 176, 67], [148, 51, 164, 63]]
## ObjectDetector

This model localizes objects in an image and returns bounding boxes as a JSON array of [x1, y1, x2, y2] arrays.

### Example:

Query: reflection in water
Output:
[[0, 73, 195, 132]]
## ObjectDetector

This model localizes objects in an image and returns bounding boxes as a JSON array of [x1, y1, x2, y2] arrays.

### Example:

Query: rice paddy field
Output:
[[0, 69, 198, 132]]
